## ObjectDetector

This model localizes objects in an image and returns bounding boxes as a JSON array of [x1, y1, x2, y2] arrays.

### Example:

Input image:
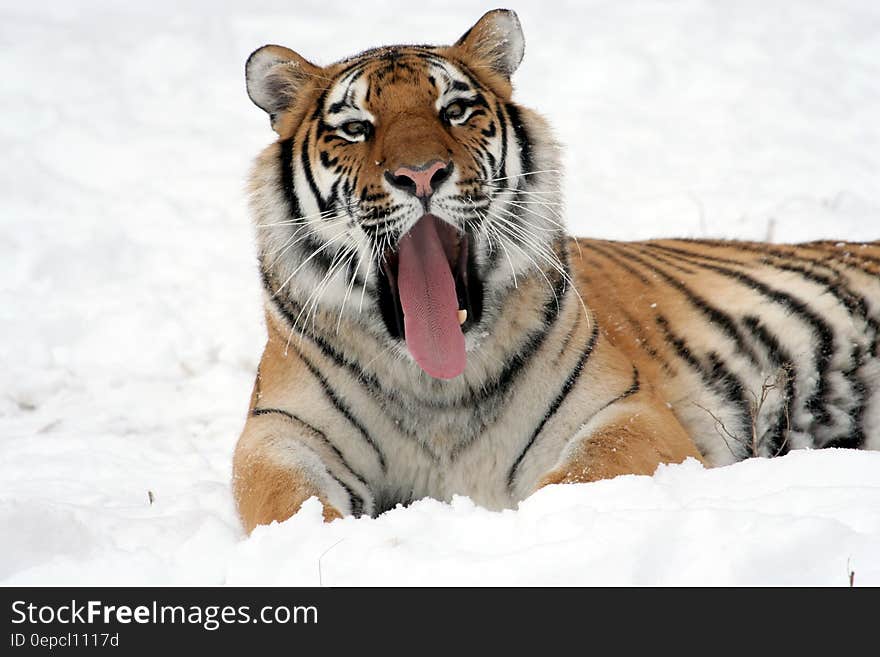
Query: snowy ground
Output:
[[1, 0, 878, 586]]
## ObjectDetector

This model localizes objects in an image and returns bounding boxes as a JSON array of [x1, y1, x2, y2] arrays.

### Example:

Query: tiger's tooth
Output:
[[457, 309, 467, 325]]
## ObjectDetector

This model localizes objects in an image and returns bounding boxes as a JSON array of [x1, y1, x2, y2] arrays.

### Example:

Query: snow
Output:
[[1, 0, 878, 586]]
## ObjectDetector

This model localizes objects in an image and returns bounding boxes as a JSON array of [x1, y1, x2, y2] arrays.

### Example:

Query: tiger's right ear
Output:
[[455, 9, 525, 79], [245, 45, 320, 131]]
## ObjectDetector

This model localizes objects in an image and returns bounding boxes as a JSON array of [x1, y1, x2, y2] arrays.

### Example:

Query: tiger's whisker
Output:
[[292, 245, 356, 345], [272, 227, 353, 298], [482, 208, 589, 320], [269, 214, 354, 258], [485, 169, 560, 183], [337, 234, 371, 333], [256, 203, 358, 228], [483, 212, 561, 310], [478, 211, 519, 288]]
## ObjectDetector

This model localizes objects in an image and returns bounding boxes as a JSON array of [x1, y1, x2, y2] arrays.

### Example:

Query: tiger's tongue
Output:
[[397, 215, 466, 379]]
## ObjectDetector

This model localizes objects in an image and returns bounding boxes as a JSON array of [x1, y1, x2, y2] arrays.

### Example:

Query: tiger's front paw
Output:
[[534, 464, 600, 492], [233, 453, 345, 533], [241, 490, 343, 533]]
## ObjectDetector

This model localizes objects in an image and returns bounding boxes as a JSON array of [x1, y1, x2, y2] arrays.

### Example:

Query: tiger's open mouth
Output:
[[377, 214, 483, 379]]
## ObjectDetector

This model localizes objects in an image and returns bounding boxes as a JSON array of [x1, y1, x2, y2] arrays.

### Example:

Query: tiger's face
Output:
[[247, 10, 562, 380]]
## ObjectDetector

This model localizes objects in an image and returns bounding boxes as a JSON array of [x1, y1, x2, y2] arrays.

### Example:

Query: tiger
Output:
[[233, 8, 880, 532]]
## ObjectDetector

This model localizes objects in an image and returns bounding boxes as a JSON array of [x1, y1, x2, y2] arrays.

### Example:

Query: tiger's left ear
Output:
[[246, 44, 321, 133], [455, 9, 525, 79]]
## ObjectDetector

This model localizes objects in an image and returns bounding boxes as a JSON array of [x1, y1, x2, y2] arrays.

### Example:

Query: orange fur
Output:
[[233, 426, 342, 532], [538, 395, 705, 488], [234, 10, 880, 532], [570, 237, 880, 390]]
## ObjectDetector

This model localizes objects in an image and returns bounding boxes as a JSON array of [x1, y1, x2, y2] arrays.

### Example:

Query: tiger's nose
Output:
[[384, 160, 453, 198]]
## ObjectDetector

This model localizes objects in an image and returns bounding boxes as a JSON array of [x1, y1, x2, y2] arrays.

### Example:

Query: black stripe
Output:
[[300, 129, 328, 212], [484, 150, 497, 177], [507, 317, 600, 491], [553, 305, 582, 364], [648, 239, 880, 443], [828, 344, 868, 449], [310, 86, 330, 121], [251, 407, 368, 515], [494, 100, 508, 179], [259, 261, 383, 387], [654, 315, 752, 452], [646, 241, 747, 267], [475, 242, 570, 403], [616, 243, 762, 367], [345, 67, 365, 88], [504, 103, 533, 180], [262, 261, 477, 439], [442, 57, 492, 95], [260, 262, 388, 394], [292, 232, 336, 273], [741, 315, 797, 456], [760, 260, 879, 358], [722, 238, 880, 278], [319, 150, 339, 169], [595, 365, 641, 414], [328, 100, 348, 114], [329, 474, 365, 517], [260, 267, 447, 463], [654, 315, 701, 370], [581, 241, 652, 285], [327, 178, 341, 209], [705, 351, 749, 430], [649, 252, 696, 275], [652, 242, 879, 328], [808, 241, 880, 269], [294, 348, 388, 473], [447, 256, 574, 463], [665, 240, 880, 359], [481, 216, 502, 270], [613, 304, 677, 375], [279, 138, 302, 221], [646, 244, 838, 428], [336, 55, 368, 80]]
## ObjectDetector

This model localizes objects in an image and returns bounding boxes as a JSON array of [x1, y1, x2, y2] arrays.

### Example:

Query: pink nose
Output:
[[385, 160, 453, 197]]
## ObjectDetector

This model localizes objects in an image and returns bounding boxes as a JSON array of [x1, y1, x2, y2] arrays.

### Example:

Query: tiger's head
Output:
[[247, 9, 563, 381]]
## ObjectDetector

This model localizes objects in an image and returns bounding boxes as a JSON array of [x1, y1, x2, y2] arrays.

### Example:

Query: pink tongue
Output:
[[397, 215, 466, 379]]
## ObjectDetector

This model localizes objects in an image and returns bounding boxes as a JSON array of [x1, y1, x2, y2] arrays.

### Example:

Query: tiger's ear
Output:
[[455, 9, 525, 79], [246, 45, 320, 131]]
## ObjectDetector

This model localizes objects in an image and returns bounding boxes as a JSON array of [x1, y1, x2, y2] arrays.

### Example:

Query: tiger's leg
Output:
[[536, 392, 705, 490], [233, 411, 367, 533]]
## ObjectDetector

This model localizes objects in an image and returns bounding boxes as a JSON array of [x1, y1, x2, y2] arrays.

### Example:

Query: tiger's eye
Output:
[[341, 120, 369, 137], [444, 101, 465, 120]]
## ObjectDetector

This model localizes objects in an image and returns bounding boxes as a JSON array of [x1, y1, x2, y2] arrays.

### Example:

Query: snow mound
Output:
[[3, 451, 879, 586]]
